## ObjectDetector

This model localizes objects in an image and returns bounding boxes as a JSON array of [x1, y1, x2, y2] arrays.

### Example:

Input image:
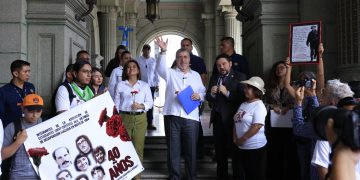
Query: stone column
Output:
[[221, 6, 242, 54], [91, 6, 104, 68], [126, 13, 138, 55], [336, 0, 360, 81], [202, 13, 216, 75], [98, 6, 119, 69]]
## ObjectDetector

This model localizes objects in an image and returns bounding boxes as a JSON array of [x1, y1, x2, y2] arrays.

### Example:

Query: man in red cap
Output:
[[1, 94, 44, 180]]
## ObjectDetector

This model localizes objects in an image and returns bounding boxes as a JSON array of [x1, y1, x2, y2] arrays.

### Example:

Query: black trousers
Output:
[[236, 146, 267, 180], [147, 87, 156, 125], [212, 111, 242, 179]]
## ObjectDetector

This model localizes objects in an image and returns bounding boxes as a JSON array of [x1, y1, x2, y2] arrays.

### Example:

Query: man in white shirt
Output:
[[136, 44, 159, 130], [155, 37, 206, 180], [108, 51, 132, 99]]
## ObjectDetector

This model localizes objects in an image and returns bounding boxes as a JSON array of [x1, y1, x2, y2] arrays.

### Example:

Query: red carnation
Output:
[[131, 90, 139, 95], [98, 108, 108, 127], [119, 124, 131, 141], [28, 147, 49, 158], [106, 114, 123, 137], [27, 147, 49, 177]]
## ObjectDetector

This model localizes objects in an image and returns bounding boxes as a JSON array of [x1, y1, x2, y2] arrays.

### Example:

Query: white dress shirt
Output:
[[108, 66, 123, 99], [156, 54, 206, 121], [55, 83, 86, 112], [136, 56, 159, 87], [114, 80, 154, 112]]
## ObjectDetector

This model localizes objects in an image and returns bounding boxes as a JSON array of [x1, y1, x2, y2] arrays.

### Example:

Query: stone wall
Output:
[[0, 0, 94, 114]]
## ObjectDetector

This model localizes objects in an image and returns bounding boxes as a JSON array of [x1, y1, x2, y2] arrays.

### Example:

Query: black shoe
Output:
[[147, 124, 157, 130]]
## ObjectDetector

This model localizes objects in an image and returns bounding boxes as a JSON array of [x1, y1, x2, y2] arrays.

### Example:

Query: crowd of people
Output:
[[0, 35, 359, 180]]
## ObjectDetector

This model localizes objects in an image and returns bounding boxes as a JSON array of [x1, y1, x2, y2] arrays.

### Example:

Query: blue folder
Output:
[[177, 85, 200, 114]]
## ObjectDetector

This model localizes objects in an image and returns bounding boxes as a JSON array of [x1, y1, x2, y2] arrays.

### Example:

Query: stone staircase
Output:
[[141, 136, 217, 179]]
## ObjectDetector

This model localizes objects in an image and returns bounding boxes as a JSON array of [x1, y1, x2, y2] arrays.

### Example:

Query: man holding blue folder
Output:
[[206, 54, 246, 180], [155, 37, 206, 180]]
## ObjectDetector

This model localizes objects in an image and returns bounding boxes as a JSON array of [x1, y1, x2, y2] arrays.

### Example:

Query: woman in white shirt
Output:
[[114, 60, 153, 180], [233, 76, 267, 180]]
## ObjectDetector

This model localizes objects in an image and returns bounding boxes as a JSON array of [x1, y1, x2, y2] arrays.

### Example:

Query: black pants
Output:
[[147, 87, 156, 125], [212, 111, 242, 179], [266, 128, 300, 180], [236, 146, 267, 180]]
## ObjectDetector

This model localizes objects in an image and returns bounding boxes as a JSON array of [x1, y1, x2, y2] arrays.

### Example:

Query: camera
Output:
[[312, 106, 360, 150], [295, 78, 313, 88]]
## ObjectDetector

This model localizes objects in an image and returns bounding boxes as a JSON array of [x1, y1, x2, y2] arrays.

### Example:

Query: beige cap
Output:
[[241, 76, 266, 95]]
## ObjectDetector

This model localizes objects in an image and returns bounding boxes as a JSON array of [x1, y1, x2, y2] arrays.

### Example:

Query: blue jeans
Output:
[[164, 115, 199, 180]]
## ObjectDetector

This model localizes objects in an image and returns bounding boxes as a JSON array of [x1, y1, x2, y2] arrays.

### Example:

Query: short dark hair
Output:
[[73, 60, 91, 73], [65, 64, 74, 73], [247, 85, 264, 99], [120, 50, 131, 60], [122, 60, 141, 81], [91, 166, 105, 176], [75, 135, 92, 154], [215, 54, 231, 62], [53, 146, 70, 160], [75, 174, 89, 180], [56, 169, 72, 179], [10, 60, 30, 76], [142, 44, 151, 50], [113, 45, 127, 60], [297, 71, 316, 81], [76, 50, 90, 61], [181, 38, 193, 45], [74, 154, 91, 171], [221, 37, 235, 47]]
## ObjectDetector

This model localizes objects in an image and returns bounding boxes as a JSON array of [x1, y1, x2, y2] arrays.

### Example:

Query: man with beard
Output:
[[53, 147, 73, 169], [206, 54, 246, 179]]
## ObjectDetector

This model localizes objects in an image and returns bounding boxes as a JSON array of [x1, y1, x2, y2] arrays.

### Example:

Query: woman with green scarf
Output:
[[55, 60, 94, 114]]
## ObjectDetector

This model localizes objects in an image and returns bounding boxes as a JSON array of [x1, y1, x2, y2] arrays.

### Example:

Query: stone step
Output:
[[141, 136, 218, 179]]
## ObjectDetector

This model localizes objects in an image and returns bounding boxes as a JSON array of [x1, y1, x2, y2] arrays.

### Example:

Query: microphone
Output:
[[182, 77, 187, 83]]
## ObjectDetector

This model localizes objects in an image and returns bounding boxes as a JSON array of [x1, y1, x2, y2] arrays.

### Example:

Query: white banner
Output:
[[24, 92, 143, 180]]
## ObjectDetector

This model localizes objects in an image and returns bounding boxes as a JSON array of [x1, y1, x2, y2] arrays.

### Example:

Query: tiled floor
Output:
[[145, 106, 213, 137]]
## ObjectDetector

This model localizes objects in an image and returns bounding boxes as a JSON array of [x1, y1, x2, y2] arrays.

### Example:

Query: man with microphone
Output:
[[206, 54, 246, 179]]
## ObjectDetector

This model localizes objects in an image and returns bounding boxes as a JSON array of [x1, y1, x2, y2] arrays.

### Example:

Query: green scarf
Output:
[[70, 82, 94, 101]]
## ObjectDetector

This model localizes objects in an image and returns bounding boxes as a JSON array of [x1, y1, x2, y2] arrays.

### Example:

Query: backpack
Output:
[[50, 82, 76, 118], [1, 118, 22, 180]]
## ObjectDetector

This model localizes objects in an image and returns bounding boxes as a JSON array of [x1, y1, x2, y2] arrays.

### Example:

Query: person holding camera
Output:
[[285, 43, 325, 180], [233, 76, 267, 180], [206, 54, 246, 179], [292, 80, 319, 180]]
